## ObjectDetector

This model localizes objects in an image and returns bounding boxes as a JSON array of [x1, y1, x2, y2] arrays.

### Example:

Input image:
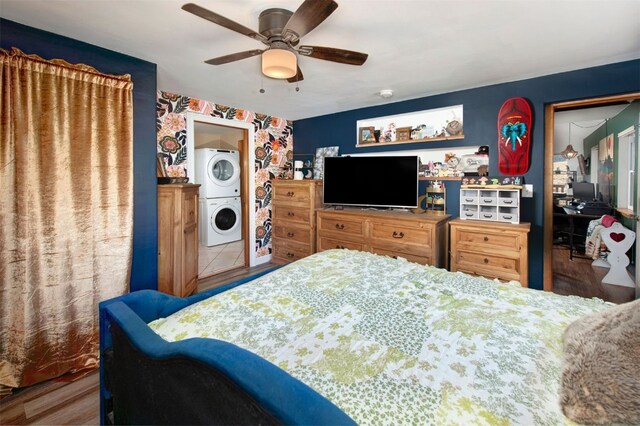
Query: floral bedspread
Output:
[[149, 249, 610, 425]]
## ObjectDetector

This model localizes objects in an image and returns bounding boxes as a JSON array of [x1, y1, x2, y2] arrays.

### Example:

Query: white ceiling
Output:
[[2, 0, 639, 121]]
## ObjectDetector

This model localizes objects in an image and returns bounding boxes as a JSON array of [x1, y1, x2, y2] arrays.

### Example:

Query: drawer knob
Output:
[[483, 214, 492, 218], [465, 198, 474, 202], [392, 255, 398, 259], [286, 252, 295, 258], [503, 200, 513, 204], [504, 215, 512, 220], [287, 191, 295, 197], [392, 231, 405, 239], [336, 245, 346, 249], [483, 199, 492, 203], [287, 211, 295, 217], [335, 223, 345, 230], [484, 258, 489, 264], [287, 232, 295, 237], [484, 236, 489, 242], [465, 213, 474, 217]]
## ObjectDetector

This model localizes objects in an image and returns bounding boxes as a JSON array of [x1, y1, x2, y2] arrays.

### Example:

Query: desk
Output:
[[554, 212, 601, 260]]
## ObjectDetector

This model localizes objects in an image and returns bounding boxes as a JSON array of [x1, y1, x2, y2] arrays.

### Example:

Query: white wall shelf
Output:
[[356, 105, 463, 147]]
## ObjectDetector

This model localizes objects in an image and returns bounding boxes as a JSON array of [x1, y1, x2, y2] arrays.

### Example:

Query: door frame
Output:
[[186, 113, 260, 267], [543, 92, 640, 291]]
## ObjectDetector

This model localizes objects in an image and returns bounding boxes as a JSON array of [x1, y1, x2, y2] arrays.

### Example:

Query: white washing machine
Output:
[[199, 197, 242, 246], [194, 148, 241, 198]]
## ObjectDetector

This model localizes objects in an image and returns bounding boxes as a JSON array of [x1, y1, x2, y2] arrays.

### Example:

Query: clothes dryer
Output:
[[199, 197, 242, 246], [194, 148, 241, 198]]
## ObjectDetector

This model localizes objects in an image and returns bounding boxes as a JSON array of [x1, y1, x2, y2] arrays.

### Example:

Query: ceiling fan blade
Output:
[[287, 66, 304, 83], [182, 3, 266, 42], [205, 49, 264, 65], [298, 46, 368, 65], [281, 0, 338, 42]]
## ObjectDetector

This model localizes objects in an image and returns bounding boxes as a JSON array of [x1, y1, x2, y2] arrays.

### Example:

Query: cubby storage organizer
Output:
[[460, 188, 520, 224]]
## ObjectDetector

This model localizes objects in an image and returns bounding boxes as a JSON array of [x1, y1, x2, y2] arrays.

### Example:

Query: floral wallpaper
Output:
[[156, 90, 293, 258]]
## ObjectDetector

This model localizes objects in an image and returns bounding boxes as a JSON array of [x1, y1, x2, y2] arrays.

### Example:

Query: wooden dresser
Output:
[[157, 183, 200, 297], [449, 218, 530, 286], [317, 208, 450, 268], [272, 179, 323, 263]]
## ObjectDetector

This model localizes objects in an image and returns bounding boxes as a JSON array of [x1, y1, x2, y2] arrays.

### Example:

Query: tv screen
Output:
[[323, 155, 419, 208]]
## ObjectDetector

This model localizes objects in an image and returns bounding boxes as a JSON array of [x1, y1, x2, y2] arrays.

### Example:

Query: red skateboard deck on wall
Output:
[[498, 97, 532, 175]]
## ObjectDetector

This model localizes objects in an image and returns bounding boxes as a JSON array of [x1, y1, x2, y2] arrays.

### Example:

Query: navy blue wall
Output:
[[1, 19, 158, 291], [294, 60, 640, 290]]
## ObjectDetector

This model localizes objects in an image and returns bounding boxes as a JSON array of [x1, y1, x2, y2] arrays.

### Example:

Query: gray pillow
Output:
[[560, 298, 640, 424]]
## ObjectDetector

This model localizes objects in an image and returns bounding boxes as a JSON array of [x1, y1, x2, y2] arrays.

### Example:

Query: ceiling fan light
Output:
[[262, 48, 297, 79]]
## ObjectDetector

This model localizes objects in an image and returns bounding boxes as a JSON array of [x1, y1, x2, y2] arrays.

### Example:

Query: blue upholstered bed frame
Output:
[[99, 267, 355, 425]]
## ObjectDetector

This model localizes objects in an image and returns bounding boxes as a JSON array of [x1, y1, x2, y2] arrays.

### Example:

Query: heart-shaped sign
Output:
[[610, 232, 626, 242]]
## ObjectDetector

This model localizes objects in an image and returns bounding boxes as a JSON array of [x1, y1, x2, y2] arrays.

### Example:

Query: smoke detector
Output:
[[379, 89, 393, 99]]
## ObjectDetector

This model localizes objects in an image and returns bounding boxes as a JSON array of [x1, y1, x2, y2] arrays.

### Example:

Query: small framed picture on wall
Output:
[[313, 146, 339, 179]]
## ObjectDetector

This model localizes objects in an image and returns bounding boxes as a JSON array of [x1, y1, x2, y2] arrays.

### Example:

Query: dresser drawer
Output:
[[371, 247, 431, 266], [273, 241, 312, 263], [273, 205, 312, 225], [370, 222, 432, 247], [455, 250, 521, 281], [274, 224, 311, 245], [478, 211, 497, 221], [318, 237, 364, 252], [317, 214, 364, 237], [273, 184, 311, 204], [455, 229, 521, 252], [498, 212, 518, 223]]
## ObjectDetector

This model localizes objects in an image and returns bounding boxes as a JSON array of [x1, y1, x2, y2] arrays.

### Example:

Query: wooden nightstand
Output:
[[449, 218, 530, 286]]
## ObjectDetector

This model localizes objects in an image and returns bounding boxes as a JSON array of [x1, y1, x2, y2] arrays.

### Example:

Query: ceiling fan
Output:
[[182, 0, 368, 83]]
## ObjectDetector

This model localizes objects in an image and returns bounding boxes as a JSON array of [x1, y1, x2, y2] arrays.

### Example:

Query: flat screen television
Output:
[[323, 155, 419, 208]]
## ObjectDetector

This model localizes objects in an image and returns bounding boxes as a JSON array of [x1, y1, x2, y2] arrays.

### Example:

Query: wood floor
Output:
[[552, 245, 636, 303], [0, 262, 278, 426]]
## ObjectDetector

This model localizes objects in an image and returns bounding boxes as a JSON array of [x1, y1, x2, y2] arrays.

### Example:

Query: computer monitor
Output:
[[571, 182, 595, 201]]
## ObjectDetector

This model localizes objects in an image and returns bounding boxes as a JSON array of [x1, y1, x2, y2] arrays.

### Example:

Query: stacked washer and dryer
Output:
[[194, 148, 242, 247]]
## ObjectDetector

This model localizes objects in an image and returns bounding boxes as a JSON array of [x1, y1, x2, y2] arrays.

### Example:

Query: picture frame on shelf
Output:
[[358, 126, 377, 144], [396, 126, 412, 141]]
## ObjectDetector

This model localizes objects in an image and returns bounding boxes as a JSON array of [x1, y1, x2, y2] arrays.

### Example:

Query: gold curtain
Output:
[[0, 48, 133, 390]]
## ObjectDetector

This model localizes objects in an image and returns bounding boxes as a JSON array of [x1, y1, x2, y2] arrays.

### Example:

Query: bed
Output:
[[99, 249, 613, 425]]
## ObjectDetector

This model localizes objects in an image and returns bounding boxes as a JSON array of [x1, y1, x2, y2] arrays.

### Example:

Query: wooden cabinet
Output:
[[157, 184, 200, 297], [317, 209, 450, 268], [449, 218, 530, 286], [272, 180, 323, 263]]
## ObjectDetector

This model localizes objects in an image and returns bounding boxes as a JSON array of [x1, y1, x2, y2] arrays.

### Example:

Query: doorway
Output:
[[544, 93, 640, 303], [189, 118, 250, 279]]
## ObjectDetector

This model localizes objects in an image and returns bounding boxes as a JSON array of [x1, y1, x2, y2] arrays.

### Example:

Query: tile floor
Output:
[[198, 239, 245, 278]]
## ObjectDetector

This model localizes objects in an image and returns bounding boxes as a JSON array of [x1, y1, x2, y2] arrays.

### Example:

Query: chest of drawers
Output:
[[272, 180, 323, 263], [317, 209, 450, 268], [449, 218, 530, 286]]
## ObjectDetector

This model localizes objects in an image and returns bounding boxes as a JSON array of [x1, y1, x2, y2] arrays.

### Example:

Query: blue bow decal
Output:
[[501, 122, 527, 151]]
